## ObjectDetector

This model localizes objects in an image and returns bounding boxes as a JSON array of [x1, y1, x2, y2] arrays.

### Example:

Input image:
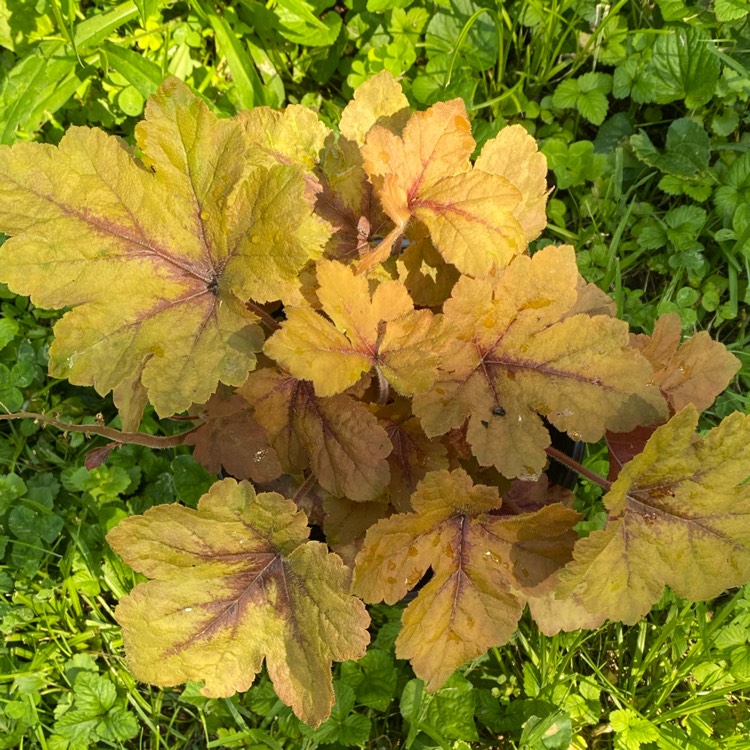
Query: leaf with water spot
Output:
[[0, 77, 326, 428], [264, 259, 446, 398], [183, 388, 282, 484], [361, 98, 527, 276], [631, 313, 740, 413], [412, 245, 667, 479], [558, 406, 750, 624], [353, 469, 579, 689], [239, 367, 392, 502], [106, 478, 370, 726]]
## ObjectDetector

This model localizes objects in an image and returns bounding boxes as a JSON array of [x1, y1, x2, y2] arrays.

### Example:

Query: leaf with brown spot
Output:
[[184, 388, 282, 483], [264, 260, 446, 398], [239, 367, 392, 502], [353, 469, 579, 689], [106, 478, 370, 726], [413, 246, 667, 479], [632, 313, 740, 412], [0, 78, 327, 428], [559, 406, 750, 624]]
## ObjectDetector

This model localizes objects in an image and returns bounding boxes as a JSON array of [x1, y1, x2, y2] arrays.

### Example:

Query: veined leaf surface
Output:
[[0, 77, 326, 427], [353, 469, 579, 689], [412, 245, 667, 479], [240, 367, 392, 502], [265, 260, 445, 398], [559, 406, 750, 624], [107, 479, 370, 726], [631, 313, 740, 412], [361, 96, 528, 276]]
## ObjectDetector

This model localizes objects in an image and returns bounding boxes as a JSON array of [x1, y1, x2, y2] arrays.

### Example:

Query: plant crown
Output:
[[0, 73, 746, 727]]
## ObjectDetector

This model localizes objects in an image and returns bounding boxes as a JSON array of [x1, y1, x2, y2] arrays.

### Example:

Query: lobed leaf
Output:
[[559, 406, 750, 624], [413, 246, 667, 479], [107, 478, 370, 726], [353, 469, 580, 689], [264, 260, 445, 398], [474, 124, 549, 241], [631, 313, 740, 413], [361, 97, 527, 276], [239, 367, 392, 502], [183, 388, 282, 484], [0, 78, 326, 428]]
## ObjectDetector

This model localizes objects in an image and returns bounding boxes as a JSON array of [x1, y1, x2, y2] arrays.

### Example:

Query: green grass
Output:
[[2, 0, 750, 747]]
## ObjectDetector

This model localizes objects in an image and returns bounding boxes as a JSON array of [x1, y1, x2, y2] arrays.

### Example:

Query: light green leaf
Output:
[[610, 708, 659, 749], [0, 318, 18, 350]]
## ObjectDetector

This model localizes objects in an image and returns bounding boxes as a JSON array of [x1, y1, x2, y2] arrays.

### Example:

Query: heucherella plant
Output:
[[0, 72, 746, 726]]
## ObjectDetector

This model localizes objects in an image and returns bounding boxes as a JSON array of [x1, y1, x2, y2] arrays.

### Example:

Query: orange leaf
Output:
[[353, 469, 579, 689]]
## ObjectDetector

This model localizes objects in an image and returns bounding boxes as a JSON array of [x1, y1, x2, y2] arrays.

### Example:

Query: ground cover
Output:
[[1, 1, 749, 748]]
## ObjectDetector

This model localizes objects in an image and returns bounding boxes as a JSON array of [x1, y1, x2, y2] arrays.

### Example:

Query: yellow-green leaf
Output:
[[559, 406, 750, 624], [107, 478, 370, 726], [0, 78, 325, 427], [475, 124, 549, 241]]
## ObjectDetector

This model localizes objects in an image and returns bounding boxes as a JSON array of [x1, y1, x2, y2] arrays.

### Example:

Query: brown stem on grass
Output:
[[545, 445, 612, 492], [0, 411, 200, 449]]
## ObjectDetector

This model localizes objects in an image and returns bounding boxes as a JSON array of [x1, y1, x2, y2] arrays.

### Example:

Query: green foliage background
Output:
[[0, 0, 749, 747]]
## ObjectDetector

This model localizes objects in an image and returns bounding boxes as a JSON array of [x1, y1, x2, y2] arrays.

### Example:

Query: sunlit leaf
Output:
[[107, 478, 370, 725], [362, 98, 526, 276], [354, 469, 579, 689], [413, 246, 667, 479], [631, 313, 740, 413], [0, 78, 326, 428], [339, 70, 410, 146], [559, 406, 750, 624], [265, 260, 445, 398], [474, 124, 548, 241]]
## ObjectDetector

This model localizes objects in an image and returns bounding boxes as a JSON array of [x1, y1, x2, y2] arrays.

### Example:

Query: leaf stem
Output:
[[246, 300, 281, 331], [0, 411, 200, 449], [545, 445, 612, 492]]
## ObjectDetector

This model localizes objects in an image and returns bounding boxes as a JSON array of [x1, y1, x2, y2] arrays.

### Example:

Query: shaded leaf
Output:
[[354, 469, 579, 689], [107, 478, 370, 725], [413, 246, 667, 479], [379, 400, 449, 511], [184, 388, 282, 483], [559, 406, 750, 624], [240, 367, 392, 501], [265, 260, 445, 398]]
